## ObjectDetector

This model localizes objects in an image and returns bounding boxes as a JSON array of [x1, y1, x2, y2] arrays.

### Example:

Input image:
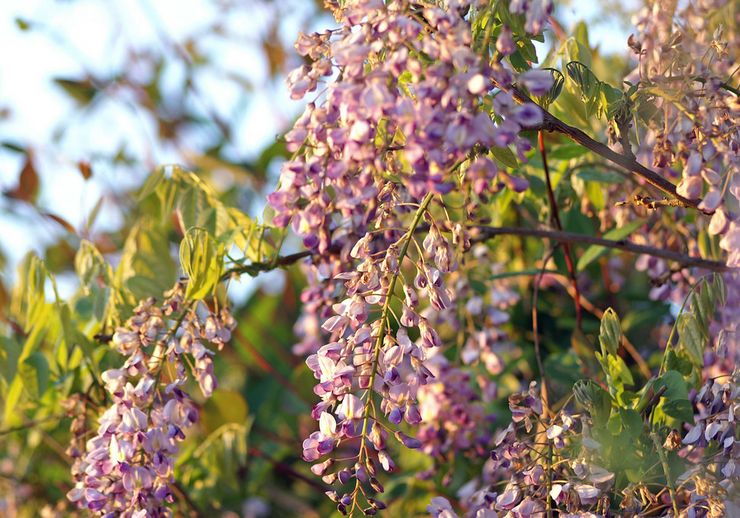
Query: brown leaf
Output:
[[42, 212, 77, 234], [78, 160, 93, 180], [5, 154, 39, 202], [53, 77, 99, 106], [263, 23, 287, 77], [93, 234, 117, 254]]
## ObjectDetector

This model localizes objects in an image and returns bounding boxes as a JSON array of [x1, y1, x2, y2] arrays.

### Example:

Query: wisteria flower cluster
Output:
[[267, 0, 559, 513], [629, 0, 739, 342], [266, 0, 563, 512], [65, 282, 234, 517], [431, 373, 739, 518], [261, 0, 740, 515]]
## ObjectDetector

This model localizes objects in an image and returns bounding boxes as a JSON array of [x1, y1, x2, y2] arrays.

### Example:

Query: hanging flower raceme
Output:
[[626, 0, 740, 315], [66, 283, 235, 517], [267, 0, 556, 513]]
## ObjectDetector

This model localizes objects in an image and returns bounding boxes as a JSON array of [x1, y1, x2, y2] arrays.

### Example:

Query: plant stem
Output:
[[470, 226, 731, 272], [650, 431, 680, 516], [350, 192, 434, 516], [538, 130, 584, 331]]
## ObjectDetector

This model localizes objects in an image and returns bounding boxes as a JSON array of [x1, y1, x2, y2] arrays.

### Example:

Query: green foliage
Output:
[[533, 68, 565, 107], [572, 298, 721, 501], [179, 228, 224, 300], [0, 2, 733, 515], [565, 61, 628, 120]]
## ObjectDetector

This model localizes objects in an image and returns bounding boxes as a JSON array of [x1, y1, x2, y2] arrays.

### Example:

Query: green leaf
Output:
[[662, 399, 694, 422], [576, 169, 624, 184], [490, 146, 518, 169], [573, 21, 590, 50], [618, 408, 643, 439], [508, 50, 530, 72], [566, 38, 592, 68], [599, 308, 622, 356], [18, 352, 49, 399], [677, 313, 704, 367], [534, 69, 564, 107], [75, 240, 109, 291], [116, 222, 177, 302], [565, 61, 602, 117], [14, 18, 32, 30], [566, 61, 599, 97], [607, 354, 634, 387], [665, 349, 693, 376], [573, 379, 612, 423], [53, 77, 98, 106], [3, 377, 24, 426], [652, 371, 692, 424], [712, 274, 726, 306], [137, 167, 166, 201], [179, 228, 224, 300], [601, 84, 627, 119], [547, 143, 589, 160], [201, 390, 249, 433], [22, 256, 49, 332], [657, 370, 690, 402], [586, 181, 605, 210]]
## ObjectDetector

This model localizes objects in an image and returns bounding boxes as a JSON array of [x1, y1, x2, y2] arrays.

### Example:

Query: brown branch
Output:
[[468, 226, 732, 272], [248, 447, 330, 493], [532, 247, 557, 418], [498, 83, 708, 213], [171, 480, 206, 518], [0, 414, 65, 436], [226, 226, 730, 282], [221, 250, 311, 281], [539, 130, 583, 329]]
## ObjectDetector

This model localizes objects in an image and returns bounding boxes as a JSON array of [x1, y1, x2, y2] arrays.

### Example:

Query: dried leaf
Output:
[[78, 160, 93, 180], [42, 212, 76, 234]]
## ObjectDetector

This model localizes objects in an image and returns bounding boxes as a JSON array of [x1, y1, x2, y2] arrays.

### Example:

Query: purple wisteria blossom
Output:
[[66, 283, 235, 516]]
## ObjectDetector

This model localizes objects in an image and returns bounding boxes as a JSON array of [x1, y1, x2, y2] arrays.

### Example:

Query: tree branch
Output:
[[221, 250, 311, 281], [222, 225, 730, 283], [538, 129, 583, 329], [499, 83, 709, 213], [469, 226, 732, 272]]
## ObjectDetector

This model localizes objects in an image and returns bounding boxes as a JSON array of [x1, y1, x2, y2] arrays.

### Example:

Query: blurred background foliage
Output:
[[0, 0, 692, 516]]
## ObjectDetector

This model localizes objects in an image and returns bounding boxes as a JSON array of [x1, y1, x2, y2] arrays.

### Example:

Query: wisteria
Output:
[[264, 0, 740, 515], [269, 0, 557, 512], [65, 283, 234, 516], [2, 0, 739, 516], [629, 0, 740, 317]]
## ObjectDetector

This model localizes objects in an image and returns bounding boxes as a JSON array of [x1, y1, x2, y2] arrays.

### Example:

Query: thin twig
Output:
[[171, 480, 205, 518], [469, 226, 731, 272], [0, 414, 65, 436], [232, 328, 311, 405], [220, 227, 730, 287], [221, 250, 312, 281], [539, 129, 584, 330], [650, 431, 681, 516], [532, 247, 557, 417], [248, 447, 330, 493]]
